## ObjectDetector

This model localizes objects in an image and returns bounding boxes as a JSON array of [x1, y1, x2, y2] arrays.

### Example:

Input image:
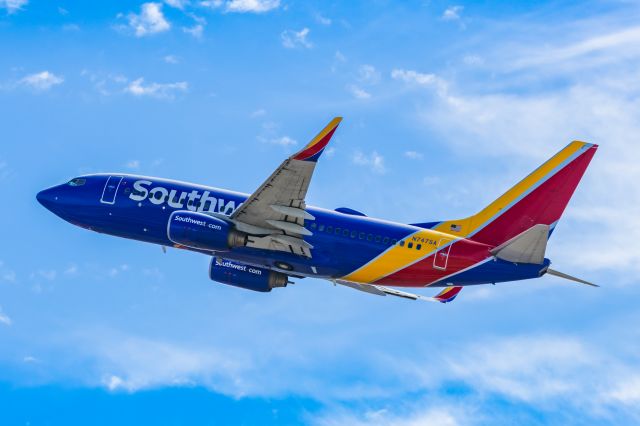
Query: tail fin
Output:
[[434, 142, 598, 247]]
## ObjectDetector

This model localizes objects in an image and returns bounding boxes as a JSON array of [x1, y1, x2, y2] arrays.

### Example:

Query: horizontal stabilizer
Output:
[[432, 286, 463, 303], [333, 280, 462, 303], [490, 224, 549, 264], [546, 268, 599, 287]]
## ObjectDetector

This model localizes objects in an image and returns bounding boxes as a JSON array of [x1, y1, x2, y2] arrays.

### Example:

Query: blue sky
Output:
[[1, 0, 640, 424]]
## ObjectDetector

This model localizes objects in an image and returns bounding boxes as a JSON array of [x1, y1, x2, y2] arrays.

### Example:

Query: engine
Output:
[[209, 257, 289, 292], [167, 210, 247, 252]]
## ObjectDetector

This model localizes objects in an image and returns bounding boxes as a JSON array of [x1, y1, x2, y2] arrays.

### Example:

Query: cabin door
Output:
[[433, 238, 453, 270], [101, 176, 123, 204]]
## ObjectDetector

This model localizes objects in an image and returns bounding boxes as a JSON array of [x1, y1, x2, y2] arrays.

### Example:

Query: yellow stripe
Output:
[[341, 229, 456, 283], [298, 117, 342, 151], [433, 141, 589, 237]]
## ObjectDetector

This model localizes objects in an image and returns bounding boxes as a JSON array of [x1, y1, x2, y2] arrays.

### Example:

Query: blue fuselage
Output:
[[37, 174, 549, 287]]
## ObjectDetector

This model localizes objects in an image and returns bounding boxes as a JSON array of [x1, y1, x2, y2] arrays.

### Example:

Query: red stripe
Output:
[[375, 239, 490, 287], [470, 147, 596, 246], [293, 126, 338, 160]]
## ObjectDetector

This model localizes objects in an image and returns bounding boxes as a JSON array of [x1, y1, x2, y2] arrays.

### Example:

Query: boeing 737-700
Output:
[[37, 117, 598, 302]]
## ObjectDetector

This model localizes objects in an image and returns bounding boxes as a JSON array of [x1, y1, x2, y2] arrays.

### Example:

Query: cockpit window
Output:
[[68, 178, 86, 186]]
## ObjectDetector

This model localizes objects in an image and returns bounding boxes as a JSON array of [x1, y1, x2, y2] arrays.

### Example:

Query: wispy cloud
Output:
[[442, 5, 463, 21], [281, 28, 312, 49], [183, 23, 204, 38], [353, 150, 385, 174], [404, 151, 423, 160], [0, 0, 27, 14], [125, 78, 188, 99], [0, 307, 12, 326], [391, 68, 446, 93], [125, 160, 141, 170], [225, 0, 279, 13], [347, 85, 371, 100], [164, 0, 188, 10], [163, 55, 179, 64], [268, 136, 297, 147], [358, 64, 380, 85], [124, 2, 170, 37], [315, 13, 331, 26], [18, 71, 64, 91]]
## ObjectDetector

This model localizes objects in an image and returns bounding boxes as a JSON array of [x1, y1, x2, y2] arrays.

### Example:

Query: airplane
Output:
[[36, 117, 598, 303]]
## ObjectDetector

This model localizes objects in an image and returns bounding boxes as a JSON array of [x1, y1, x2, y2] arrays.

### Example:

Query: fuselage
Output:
[[37, 174, 549, 287]]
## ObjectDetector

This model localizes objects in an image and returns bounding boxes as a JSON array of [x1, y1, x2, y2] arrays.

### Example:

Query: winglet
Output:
[[433, 286, 463, 303], [292, 117, 342, 162]]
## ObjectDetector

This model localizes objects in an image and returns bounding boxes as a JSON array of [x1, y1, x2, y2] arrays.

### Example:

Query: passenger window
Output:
[[399, 240, 405, 247], [351, 230, 357, 238], [375, 235, 381, 243], [367, 234, 373, 242], [124, 187, 131, 194], [383, 237, 389, 244], [416, 244, 422, 250], [335, 227, 341, 235], [407, 242, 413, 249], [359, 232, 365, 239], [343, 229, 350, 237], [327, 226, 333, 233], [391, 239, 397, 245], [310, 222, 317, 229], [319, 224, 325, 232]]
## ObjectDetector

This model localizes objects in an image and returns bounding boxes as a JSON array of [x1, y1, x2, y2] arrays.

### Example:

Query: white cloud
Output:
[[18, 71, 64, 91], [404, 151, 423, 160], [107, 264, 130, 278], [353, 151, 385, 174], [281, 28, 312, 49], [358, 64, 380, 85], [125, 160, 141, 170], [250, 108, 266, 118], [511, 25, 640, 72], [163, 55, 179, 64], [605, 375, 640, 405], [0, 307, 11, 326], [313, 406, 466, 426], [183, 23, 204, 38], [165, 0, 188, 9], [268, 136, 297, 147], [126, 3, 170, 37], [64, 264, 78, 276], [225, 0, 279, 13], [442, 5, 463, 21], [347, 85, 371, 100], [391, 68, 446, 92], [125, 78, 188, 99], [0, 0, 27, 14], [315, 13, 331, 26], [83, 333, 248, 394]]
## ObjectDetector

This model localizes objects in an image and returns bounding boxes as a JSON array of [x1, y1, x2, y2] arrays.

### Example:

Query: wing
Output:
[[333, 279, 463, 303], [230, 117, 342, 257]]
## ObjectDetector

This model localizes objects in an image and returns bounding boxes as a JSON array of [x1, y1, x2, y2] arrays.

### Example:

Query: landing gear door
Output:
[[101, 176, 123, 205], [433, 238, 453, 270]]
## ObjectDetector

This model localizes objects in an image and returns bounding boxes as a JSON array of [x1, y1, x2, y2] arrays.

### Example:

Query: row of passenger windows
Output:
[[308, 222, 426, 250]]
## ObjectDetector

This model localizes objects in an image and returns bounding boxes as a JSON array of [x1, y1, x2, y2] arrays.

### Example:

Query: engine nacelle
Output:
[[167, 210, 247, 252], [209, 257, 288, 292]]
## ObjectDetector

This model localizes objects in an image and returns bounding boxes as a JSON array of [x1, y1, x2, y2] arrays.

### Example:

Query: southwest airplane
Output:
[[37, 118, 598, 302]]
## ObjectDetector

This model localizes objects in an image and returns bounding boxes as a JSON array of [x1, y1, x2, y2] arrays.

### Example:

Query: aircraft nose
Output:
[[36, 187, 60, 212]]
